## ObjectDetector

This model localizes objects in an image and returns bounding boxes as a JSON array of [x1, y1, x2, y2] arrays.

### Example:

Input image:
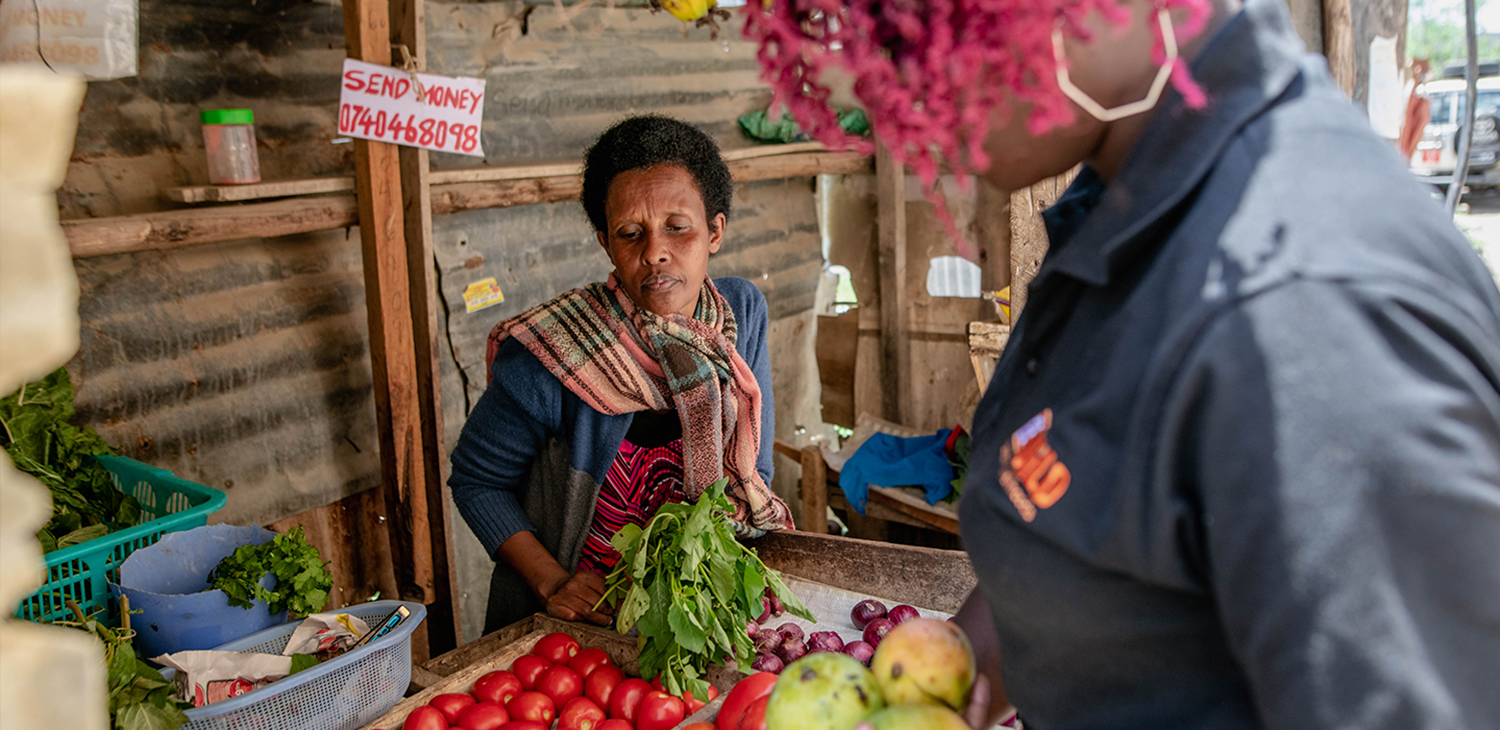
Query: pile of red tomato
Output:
[[391, 632, 731, 730]]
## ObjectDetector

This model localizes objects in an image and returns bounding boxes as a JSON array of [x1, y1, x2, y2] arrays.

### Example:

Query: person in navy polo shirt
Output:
[[748, 0, 1500, 728]]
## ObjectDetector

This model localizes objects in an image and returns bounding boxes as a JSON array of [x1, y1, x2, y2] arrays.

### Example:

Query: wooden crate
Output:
[[362, 531, 975, 729]]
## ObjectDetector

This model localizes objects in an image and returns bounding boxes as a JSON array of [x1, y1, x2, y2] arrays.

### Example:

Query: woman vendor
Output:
[[449, 116, 794, 634], [747, 0, 1500, 728]]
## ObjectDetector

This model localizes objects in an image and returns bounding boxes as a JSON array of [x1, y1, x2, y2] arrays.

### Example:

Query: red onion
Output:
[[775, 639, 807, 665], [754, 627, 784, 655], [807, 631, 845, 654], [887, 604, 921, 625], [862, 618, 895, 648], [777, 623, 805, 646], [747, 620, 760, 638], [751, 652, 784, 674], [850, 599, 887, 629], [769, 593, 785, 617], [841, 640, 875, 666], [756, 596, 773, 625]]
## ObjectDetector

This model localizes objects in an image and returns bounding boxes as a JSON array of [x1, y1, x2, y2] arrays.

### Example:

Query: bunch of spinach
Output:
[[62, 599, 191, 730], [597, 479, 814, 700], [0, 367, 141, 552], [208, 526, 333, 617]]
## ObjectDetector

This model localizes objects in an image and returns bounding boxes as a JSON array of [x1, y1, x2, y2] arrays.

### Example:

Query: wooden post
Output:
[[389, 0, 462, 655], [799, 445, 828, 534], [974, 179, 1010, 322], [342, 0, 452, 658], [875, 142, 911, 425], [1324, 0, 1356, 98]]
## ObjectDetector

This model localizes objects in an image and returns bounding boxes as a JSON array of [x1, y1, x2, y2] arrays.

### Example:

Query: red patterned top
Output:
[[577, 411, 685, 575]]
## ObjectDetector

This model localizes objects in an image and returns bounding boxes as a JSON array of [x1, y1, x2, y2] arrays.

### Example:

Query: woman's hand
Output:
[[542, 570, 614, 626]]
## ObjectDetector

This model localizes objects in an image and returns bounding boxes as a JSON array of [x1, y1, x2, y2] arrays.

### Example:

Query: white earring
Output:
[[1052, 7, 1180, 122]]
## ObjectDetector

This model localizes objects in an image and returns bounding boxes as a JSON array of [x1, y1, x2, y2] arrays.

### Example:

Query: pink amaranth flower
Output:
[[743, 0, 1211, 257]]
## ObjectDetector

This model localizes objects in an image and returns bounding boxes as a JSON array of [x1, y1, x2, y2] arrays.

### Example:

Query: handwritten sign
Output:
[[338, 59, 486, 157]]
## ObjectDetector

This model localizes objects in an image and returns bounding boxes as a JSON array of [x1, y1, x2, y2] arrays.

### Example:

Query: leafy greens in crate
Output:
[[0, 367, 141, 553]]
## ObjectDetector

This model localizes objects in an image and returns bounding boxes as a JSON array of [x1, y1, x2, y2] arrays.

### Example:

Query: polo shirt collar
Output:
[[1037, 0, 1309, 288]]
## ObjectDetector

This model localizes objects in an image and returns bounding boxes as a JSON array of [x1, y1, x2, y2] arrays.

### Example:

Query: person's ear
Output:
[[707, 213, 726, 255], [596, 230, 610, 259]]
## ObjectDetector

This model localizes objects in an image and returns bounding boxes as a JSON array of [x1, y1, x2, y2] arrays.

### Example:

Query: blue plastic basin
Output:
[[112, 524, 287, 658]]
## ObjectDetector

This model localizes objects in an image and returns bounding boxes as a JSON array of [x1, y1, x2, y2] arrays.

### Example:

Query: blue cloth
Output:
[[447, 276, 775, 633], [838, 430, 954, 515]]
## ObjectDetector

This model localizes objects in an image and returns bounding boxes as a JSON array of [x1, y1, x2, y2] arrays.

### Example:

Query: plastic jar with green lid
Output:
[[201, 109, 261, 184]]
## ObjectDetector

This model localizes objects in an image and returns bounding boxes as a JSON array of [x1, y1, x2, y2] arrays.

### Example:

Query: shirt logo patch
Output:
[[998, 409, 1071, 522]]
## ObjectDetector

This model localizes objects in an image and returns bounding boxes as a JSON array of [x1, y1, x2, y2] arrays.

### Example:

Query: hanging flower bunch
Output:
[[741, 0, 1212, 254]]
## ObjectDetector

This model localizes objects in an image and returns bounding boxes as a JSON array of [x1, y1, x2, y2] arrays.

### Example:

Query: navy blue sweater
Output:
[[449, 276, 775, 632]]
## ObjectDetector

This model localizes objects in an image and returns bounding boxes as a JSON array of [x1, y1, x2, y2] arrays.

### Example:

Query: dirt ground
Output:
[[1456, 189, 1500, 279]]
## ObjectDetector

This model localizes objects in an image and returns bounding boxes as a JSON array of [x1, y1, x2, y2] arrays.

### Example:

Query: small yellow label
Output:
[[463, 277, 504, 313]]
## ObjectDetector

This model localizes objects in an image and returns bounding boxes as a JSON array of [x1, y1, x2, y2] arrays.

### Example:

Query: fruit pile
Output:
[[748, 598, 925, 674], [388, 632, 719, 730], [759, 618, 978, 730]]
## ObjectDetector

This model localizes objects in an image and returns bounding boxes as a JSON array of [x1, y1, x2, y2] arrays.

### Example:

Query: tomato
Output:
[[568, 647, 612, 679], [606, 678, 652, 721], [636, 691, 686, 730], [504, 691, 555, 725], [596, 721, 633, 730], [494, 722, 548, 730], [684, 724, 717, 730], [455, 701, 509, 730], [536, 665, 584, 707], [510, 655, 552, 691], [736, 696, 769, 730], [557, 696, 607, 730], [472, 671, 524, 706], [683, 684, 719, 714], [403, 706, 449, 730], [532, 632, 582, 665], [714, 673, 779, 730], [584, 665, 625, 708], [429, 693, 477, 724], [650, 676, 666, 693]]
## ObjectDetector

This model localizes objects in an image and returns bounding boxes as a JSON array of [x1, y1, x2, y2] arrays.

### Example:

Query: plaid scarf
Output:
[[485, 274, 794, 535]]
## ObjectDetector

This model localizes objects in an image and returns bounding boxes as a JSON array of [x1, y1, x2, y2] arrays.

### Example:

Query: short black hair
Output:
[[581, 115, 733, 234]]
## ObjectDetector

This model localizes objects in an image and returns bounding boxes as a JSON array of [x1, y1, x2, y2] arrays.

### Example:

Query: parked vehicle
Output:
[[1409, 64, 1500, 190]]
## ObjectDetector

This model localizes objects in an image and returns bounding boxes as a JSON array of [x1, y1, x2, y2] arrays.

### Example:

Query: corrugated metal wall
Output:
[[60, 0, 828, 639]]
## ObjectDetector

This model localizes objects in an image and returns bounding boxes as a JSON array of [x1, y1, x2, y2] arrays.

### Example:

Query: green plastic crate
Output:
[[15, 455, 227, 625]]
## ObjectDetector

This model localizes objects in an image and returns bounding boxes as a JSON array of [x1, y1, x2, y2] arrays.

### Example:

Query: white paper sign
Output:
[[338, 58, 486, 157], [1367, 35, 1403, 140]]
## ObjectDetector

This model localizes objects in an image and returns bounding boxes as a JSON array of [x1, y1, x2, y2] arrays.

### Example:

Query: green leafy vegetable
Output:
[[60, 600, 191, 730], [207, 526, 332, 617], [596, 479, 814, 700], [1, 367, 141, 552]]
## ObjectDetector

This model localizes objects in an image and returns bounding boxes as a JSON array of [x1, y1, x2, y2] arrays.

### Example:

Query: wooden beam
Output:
[[391, 0, 461, 657], [67, 152, 873, 259], [799, 444, 828, 534], [875, 142, 911, 425], [974, 179, 1010, 321], [1323, 0, 1356, 98], [343, 0, 438, 661]]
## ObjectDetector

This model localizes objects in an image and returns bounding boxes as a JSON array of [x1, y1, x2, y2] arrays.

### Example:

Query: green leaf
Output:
[[289, 653, 321, 675], [115, 699, 189, 730], [667, 603, 708, 654], [615, 583, 650, 634], [740, 560, 767, 616], [764, 569, 815, 622]]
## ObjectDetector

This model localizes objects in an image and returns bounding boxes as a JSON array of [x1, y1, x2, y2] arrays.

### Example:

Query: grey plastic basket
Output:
[[173, 600, 425, 730]]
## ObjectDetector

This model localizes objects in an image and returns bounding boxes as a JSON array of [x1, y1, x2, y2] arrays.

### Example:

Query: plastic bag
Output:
[[0, 0, 138, 81]]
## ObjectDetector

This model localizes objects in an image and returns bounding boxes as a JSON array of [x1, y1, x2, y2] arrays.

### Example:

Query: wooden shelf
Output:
[[66, 145, 870, 259]]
